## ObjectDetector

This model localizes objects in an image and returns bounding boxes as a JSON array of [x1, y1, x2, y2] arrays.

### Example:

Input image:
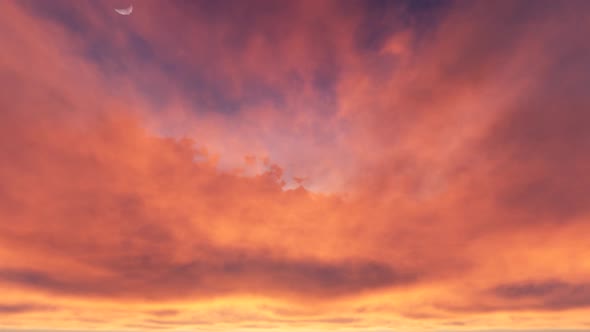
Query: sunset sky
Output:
[[1, 0, 589, 331]]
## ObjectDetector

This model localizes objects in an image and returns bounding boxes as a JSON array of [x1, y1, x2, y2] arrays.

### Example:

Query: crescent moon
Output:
[[115, 5, 133, 15]]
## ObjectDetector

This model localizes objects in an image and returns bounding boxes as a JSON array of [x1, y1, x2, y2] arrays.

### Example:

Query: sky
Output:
[[0, 0, 589, 331]]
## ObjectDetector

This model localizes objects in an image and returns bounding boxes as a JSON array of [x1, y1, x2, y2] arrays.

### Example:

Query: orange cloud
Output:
[[1, 0, 590, 331]]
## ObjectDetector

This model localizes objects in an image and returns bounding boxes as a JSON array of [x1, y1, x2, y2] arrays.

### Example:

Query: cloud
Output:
[[1, 0, 590, 331], [0, 235, 411, 300], [491, 279, 590, 311], [0, 303, 55, 315]]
